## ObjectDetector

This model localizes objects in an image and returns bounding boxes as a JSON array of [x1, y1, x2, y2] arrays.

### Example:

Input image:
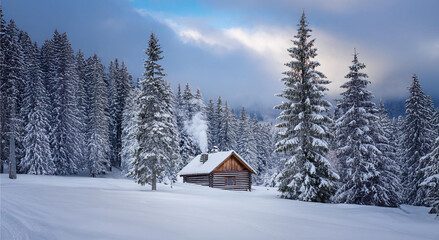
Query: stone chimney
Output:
[[200, 153, 208, 163]]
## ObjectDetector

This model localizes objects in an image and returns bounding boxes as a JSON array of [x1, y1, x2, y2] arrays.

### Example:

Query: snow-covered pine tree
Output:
[[425, 95, 437, 141], [115, 61, 132, 167], [375, 101, 402, 206], [217, 101, 237, 151], [206, 97, 216, 150], [178, 83, 199, 163], [420, 137, 439, 216], [121, 83, 139, 173], [395, 116, 406, 173], [85, 54, 111, 177], [335, 51, 385, 206], [107, 60, 118, 168], [16, 31, 35, 170], [274, 12, 337, 202], [2, 20, 24, 179], [230, 108, 239, 150], [19, 42, 55, 174], [403, 74, 433, 205], [254, 117, 273, 185], [50, 32, 84, 175], [74, 50, 88, 169], [194, 89, 206, 113], [214, 96, 224, 149], [128, 33, 180, 190], [237, 107, 258, 171]]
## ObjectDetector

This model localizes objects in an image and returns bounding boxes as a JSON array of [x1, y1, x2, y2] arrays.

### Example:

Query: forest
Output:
[[1, 6, 438, 217]]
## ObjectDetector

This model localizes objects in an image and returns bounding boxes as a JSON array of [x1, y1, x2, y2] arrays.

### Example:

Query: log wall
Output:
[[183, 174, 209, 186], [212, 170, 251, 191]]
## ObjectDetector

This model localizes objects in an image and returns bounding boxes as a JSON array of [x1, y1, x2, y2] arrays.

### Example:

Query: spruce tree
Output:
[[403, 74, 433, 205], [128, 33, 180, 190], [50, 32, 84, 175], [218, 101, 237, 151], [74, 50, 88, 169], [178, 83, 199, 162], [2, 20, 24, 179], [115, 61, 132, 167], [107, 60, 119, 168], [420, 137, 439, 216], [206, 97, 216, 150], [214, 96, 224, 149], [237, 107, 258, 174], [375, 101, 402, 206], [85, 55, 111, 177], [20, 43, 55, 174], [335, 51, 383, 206], [275, 12, 337, 202], [121, 85, 139, 173]]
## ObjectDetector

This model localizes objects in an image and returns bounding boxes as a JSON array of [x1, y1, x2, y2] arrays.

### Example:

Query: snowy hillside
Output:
[[1, 174, 438, 240]]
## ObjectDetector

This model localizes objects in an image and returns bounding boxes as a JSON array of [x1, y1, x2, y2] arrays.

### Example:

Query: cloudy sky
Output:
[[3, 0, 439, 119]]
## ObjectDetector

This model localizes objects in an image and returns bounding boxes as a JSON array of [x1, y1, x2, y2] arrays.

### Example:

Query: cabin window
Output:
[[225, 176, 236, 185]]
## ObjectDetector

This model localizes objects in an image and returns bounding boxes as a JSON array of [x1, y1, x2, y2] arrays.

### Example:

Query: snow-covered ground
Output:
[[1, 173, 438, 240]]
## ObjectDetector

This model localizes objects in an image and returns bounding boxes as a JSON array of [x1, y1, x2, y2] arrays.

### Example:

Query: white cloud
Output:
[[135, 8, 398, 102]]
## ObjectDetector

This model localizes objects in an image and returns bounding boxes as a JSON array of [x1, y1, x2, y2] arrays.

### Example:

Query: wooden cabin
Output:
[[179, 150, 256, 191]]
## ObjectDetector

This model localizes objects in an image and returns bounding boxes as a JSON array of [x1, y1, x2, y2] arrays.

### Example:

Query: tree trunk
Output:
[[0, 160, 4, 173], [152, 173, 157, 191]]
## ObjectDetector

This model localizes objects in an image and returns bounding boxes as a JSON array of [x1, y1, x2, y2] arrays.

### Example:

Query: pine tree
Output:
[[218, 101, 237, 151], [50, 32, 84, 175], [237, 107, 258, 171], [2, 20, 24, 179], [107, 60, 119, 168], [275, 12, 337, 202], [254, 118, 273, 185], [128, 33, 180, 190], [375, 101, 402, 206], [121, 84, 139, 173], [403, 74, 433, 205], [214, 96, 224, 149], [20, 43, 55, 174], [178, 83, 199, 162], [335, 51, 390, 206], [206, 97, 216, 150], [85, 55, 111, 177], [74, 50, 88, 169], [420, 137, 439, 216], [115, 61, 132, 167], [16, 31, 35, 171]]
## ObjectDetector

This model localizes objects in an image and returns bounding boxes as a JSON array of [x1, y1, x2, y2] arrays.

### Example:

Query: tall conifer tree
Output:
[[275, 12, 337, 202], [128, 33, 180, 190]]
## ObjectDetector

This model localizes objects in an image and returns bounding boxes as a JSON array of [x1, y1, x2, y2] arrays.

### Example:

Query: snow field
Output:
[[1, 174, 438, 240]]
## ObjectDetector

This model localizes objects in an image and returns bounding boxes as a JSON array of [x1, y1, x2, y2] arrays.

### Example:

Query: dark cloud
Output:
[[3, 0, 439, 120]]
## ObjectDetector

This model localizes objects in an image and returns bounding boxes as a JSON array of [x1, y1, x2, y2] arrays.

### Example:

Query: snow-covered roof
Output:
[[179, 150, 257, 176]]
